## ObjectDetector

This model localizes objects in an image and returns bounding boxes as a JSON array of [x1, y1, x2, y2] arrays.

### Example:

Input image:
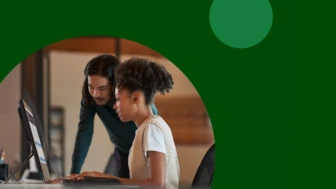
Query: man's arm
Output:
[[70, 99, 96, 174]]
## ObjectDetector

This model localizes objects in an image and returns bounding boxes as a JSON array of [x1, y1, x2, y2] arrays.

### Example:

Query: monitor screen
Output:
[[19, 99, 51, 182], [26, 111, 47, 165]]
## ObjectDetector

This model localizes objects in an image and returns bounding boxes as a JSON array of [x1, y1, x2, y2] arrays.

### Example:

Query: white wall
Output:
[[49, 51, 211, 185], [0, 63, 22, 172]]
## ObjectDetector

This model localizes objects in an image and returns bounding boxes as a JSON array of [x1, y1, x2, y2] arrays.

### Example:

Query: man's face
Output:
[[88, 75, 111, 105]]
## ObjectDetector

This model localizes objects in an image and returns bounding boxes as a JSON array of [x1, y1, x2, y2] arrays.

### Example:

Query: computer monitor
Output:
[[15, 98, 122, 185], [18, 99, 51, 182]]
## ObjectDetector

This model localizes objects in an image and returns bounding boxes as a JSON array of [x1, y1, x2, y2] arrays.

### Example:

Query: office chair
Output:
[[190, 143, 215, 189]]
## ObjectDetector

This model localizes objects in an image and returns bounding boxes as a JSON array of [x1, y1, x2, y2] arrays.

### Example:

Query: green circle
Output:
[[209, 0, 273, 49]]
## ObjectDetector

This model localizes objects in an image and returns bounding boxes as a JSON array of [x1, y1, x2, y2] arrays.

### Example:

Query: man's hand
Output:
[[46, 173, 79, 184]]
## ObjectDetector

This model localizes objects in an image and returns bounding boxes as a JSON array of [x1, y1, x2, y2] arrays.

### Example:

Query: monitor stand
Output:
[[5, 152, 33, 182], [21, 150, 43, 182], [20, 169, 43, 183]]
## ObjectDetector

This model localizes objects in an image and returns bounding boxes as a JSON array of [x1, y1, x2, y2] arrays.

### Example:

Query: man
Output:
[[58, 54, 158, 181]]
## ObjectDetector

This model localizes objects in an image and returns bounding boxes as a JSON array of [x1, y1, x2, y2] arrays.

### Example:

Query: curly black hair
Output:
[[114, 57, 174, 105], [82, 54, 120, 105]]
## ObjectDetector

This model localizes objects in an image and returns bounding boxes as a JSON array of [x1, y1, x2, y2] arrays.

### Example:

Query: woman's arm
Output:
[[118, 151, 166, 188], [74, 123, 167, 188], [74, 151, 166, 188], [120, 123, 167, 188]]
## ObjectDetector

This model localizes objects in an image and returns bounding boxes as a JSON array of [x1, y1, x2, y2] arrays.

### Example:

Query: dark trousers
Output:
[[104, 147, 130, 178]]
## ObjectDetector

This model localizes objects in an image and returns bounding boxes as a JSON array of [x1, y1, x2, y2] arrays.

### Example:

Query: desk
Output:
[[0, 183, 139, 189]]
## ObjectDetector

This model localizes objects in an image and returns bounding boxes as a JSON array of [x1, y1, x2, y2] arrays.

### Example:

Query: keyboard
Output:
[[62, 176, 121, 185]]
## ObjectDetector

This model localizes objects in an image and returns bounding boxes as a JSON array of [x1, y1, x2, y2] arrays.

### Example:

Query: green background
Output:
[[1, 0, 335, 188]]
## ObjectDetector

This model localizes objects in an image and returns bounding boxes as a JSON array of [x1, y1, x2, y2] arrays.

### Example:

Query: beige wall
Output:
[[49, 51, 211, 185], [0, 64, 22, 170]]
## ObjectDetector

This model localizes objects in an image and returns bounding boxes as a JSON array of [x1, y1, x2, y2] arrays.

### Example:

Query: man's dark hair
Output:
[[115, 57, 174, 105], [82, 54, 120, 105]]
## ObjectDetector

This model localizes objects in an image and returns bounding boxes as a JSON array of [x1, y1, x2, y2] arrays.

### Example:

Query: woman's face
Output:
[[113, 87, 135, 122]]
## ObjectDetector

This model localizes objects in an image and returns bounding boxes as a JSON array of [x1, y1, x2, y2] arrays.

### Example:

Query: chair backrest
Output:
[[191, 143, 215, 189]]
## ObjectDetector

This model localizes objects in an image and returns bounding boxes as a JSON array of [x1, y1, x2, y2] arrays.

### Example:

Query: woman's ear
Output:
[[133, 91, 141, 104]]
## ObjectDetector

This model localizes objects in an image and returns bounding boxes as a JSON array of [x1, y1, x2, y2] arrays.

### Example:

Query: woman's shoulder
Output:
[[141, 115, 164, 126], [142, 116, 172, 133]]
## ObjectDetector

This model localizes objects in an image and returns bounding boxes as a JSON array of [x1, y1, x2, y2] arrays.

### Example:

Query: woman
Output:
[[73, 57, 180, 189], [47, 54, 159, 184]]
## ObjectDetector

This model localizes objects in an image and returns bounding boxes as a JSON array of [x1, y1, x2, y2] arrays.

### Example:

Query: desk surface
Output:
[[0, 183, 139, 189]]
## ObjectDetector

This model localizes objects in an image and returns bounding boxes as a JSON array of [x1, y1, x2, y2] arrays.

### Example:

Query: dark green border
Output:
[[1, 0, 336, 188]]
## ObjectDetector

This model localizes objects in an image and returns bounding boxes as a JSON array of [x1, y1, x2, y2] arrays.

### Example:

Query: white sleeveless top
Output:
[[128, 115, 180, 189]]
